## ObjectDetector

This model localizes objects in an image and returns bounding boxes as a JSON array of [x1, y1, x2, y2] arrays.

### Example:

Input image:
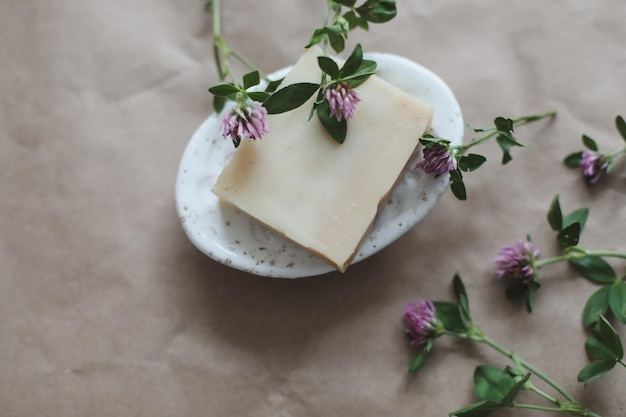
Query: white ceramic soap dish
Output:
[[175, 52, 463, 278]]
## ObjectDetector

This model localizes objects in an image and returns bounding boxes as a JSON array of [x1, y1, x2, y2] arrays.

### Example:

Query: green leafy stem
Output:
[[421, 110, 556, 200], [564, 115, 626, 170], [454, 111, 558, 163], [544, 196, 626, 329], [206, 0, 397, 144], [500, 194, 626, 323], [409, 275, 605, 417], [495, 194, 626, 388]]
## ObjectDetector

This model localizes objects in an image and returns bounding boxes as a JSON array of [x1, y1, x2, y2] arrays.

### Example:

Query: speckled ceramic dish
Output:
[[175, 52, 463, 278]]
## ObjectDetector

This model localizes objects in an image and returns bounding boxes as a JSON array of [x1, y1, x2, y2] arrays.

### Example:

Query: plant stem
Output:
[[525, 382, 561, 407], [454, 110, 556, 154], [513, 404, 575, 415], [231, 50, 265, 76], [210, 0, 265, 84], [611, 146, 626, 158], [585, 250, 626, 260], [445, 328, 604, 416], [322, 0, 332, 57], [513, 110, 557, 128], [212, 0, 226, 81], [514, 403, 602, 416], [535, 249, 626, 269], [535, 255, 571, 269], [476, 334, 578, 403]]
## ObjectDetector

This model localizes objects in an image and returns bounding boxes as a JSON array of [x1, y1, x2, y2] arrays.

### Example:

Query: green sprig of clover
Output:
[[262, 43, 378, 144], [305, 0, 397, 55], [408, 275, 605, 417], [420, 111, 557, 201], [495, 194, 626, 320], [205, 0, 397, 145], [563, 115, 626, 184]]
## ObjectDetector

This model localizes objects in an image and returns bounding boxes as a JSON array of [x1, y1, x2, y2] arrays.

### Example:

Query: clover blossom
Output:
[[415, 143, 458, 175], [325, 81, 361, 122], [495, 239, 540, 283], [580, 150, 610, 185], [404, 300, 437, 347], [221, 100, 269, 148]]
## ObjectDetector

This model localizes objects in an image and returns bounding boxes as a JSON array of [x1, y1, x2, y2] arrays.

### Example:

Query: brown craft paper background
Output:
[[1, 1, 625, 416]]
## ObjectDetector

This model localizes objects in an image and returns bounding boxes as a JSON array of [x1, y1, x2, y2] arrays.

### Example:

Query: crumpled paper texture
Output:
[[1, 1, 624, 416]]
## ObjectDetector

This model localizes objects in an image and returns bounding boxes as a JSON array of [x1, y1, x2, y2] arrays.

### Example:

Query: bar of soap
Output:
[[212, 47, 433, 272]]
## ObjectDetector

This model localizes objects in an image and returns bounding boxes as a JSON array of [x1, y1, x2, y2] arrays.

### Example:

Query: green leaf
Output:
[[324, 25, 347, 53], [449, 400, 501, 417], [449, 168, 467, 200], [305, 27, 327, 48], [458, 294, 471, 325], [525, 281, 541, 313], [473, 366, 515, 402], [213, 95, 227, 113], [452, 274, 471, 324], [359, 58, 378, 72], [264, 77, 284, 93], [564, 151, 583, 167], [336, 16, 350, 37], [408, 351, 425, 372], [586, 333, 615, 361], [616, 115, 626, 143], [408, 338, 433, 372], [450, 180, 467, 200], [449, 374, 530, 417], [547, 195, 563, 232], [577, 358, 616, 386], [570, 257, 617, 284], [582, 286, 611, 328], [262, 82, 319, 114], [557, 222, 580, 247], [340, 44, 363, 78], [316, 101, 347, 144], [343, 10, 369, 30], [609, 281, 626, 324], [355, 0, 397, 23], [318, 56, 340, 79], [452, 273, 468, 301], [433, 301, 465, 331], [247, 91, 270, 103], [494, 117, 514, 133], [495, 133, 522, 165], [344, 75, 372, 89], [334, 0, 357, 6], [563, 208, 589, 232], [500, 373, 530, 405], [458, 154, 487, 172], [342, 59, 377, 88], [208, 83, 240, 97], [242, 71, 260, 90], [328, 32, 345, 53], [582, 134, 598, 151], [598, 315, 624, 358], [345, 59, 377, 78]]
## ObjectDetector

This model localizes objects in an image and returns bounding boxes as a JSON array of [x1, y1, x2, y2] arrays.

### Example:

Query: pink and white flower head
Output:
[[494, 239, 539, 283], [580, 150, 609, 185], [414, 143, 457, 175], [221, 100, 269, 148], [404, 300, 437, 347], [325, 81, 361, 122]]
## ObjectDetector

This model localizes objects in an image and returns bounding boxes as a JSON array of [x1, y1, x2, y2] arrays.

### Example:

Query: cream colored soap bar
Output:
[[212, 47, 433, 272]]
